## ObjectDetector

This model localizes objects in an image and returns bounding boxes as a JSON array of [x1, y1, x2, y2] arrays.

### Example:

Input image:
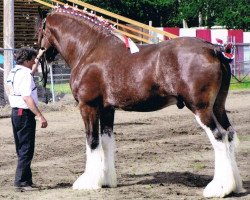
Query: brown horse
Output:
[[37, 7, 243, 197]]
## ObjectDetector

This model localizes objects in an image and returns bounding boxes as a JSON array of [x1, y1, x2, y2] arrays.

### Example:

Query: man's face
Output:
[[24, 56, 36, 69]]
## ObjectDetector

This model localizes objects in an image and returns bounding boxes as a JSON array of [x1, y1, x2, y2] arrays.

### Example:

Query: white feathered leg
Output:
[[228, 132, 243, 194], [73, 137, 105, 190], [101, 134, 117, 187], [196, 116, 243, 198]]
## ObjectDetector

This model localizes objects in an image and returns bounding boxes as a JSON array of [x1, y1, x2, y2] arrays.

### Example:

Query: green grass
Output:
[[192, 162, 207, 171], [46, 83, 71, 94], [230, 76, 250, 90]]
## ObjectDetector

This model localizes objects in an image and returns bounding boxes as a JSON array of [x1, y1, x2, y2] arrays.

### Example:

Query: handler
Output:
[[6, 47, 47, 192]]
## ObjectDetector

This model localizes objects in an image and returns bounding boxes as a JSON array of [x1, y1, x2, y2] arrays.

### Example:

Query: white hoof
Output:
[[103, 169, 117, 187], [73, 173, 102, 190], [203, 179, 235, 198]]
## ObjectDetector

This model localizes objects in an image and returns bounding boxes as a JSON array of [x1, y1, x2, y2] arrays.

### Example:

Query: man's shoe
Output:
[[15, 185, 39, 192]]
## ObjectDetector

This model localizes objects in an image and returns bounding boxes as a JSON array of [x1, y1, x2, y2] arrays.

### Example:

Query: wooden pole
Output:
[[3, 0, 14, 100]]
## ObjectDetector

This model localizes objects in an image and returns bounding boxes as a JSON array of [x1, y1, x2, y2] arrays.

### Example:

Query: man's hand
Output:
[[37, 115, 48, 128], [37, 49, 46, 59], [31, 49, 46, 75], [23, 96, 48, 128]]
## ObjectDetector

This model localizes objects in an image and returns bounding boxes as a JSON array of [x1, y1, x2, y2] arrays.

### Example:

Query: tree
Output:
[[178, 0, 250, 30], [82, 0, 250, 30], [178, 0, 226, 28], [84, 0, 179, 27], [216, 0, 250, 31]]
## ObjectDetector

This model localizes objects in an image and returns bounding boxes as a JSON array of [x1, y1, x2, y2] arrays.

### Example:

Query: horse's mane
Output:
[[50, 6, 115, 37]]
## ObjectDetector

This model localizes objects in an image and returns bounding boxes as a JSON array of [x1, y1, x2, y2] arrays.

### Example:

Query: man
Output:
[[6, 47, 47, 192]]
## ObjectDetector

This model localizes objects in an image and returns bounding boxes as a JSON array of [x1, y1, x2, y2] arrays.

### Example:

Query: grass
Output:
[[191, 162, 207, 171], [230, 76, 250, 90], [46, 83, 71, 94]]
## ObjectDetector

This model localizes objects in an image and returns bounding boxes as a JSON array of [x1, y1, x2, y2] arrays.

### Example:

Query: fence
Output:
[[45, 58, 71, 102], [231, 43, 250, 83]]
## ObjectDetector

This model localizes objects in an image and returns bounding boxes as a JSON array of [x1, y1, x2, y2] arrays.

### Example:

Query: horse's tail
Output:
[[215, 50, 232, 95], [212, 49, 232, 132]]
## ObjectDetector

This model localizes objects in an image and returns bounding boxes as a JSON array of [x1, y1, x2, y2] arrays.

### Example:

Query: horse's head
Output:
[[37, 7, 58, 62]]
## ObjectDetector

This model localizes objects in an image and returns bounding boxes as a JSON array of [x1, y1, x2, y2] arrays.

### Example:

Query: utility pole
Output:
[[3, 0, 14, 100]]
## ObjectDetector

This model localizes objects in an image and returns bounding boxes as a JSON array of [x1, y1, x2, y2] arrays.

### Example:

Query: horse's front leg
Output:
[[100, 107, 117, 188], [73, 103, 104, 190]]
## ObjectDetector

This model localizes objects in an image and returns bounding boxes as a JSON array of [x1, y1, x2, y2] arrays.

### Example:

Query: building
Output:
[[0, 0, 46, 48]]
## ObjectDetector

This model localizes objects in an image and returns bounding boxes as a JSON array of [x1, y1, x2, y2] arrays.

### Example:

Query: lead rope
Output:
[[39, 54, 48, 88]]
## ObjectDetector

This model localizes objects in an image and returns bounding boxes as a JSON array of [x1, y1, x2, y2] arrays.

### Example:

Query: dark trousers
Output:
[[11, 108, 36, 187]]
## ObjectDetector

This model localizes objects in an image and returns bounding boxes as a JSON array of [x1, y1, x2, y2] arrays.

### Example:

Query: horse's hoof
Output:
[[73, 173, 102, 190], [203, 179, 233, 198], [103, 170, 117, 188]]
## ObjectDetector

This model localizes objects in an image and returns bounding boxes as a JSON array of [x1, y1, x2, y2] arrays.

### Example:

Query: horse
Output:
[[37, 6, 243, 198]]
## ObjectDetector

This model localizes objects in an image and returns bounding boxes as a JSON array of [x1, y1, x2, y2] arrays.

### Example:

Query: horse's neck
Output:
[[51, 15, 106, 68]]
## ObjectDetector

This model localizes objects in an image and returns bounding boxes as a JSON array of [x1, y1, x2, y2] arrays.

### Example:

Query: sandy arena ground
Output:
[[0, 90, 249, 200]]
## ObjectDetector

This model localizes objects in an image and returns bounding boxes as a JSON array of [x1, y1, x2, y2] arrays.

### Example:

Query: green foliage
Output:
[[82, 0, 250, 30], [83, 0, 180, 27], [216, 0, 250, 30], [178, 0, 224, 27]]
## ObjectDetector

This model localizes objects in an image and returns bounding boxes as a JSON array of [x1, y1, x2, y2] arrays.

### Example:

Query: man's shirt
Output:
[[7, 65, 38, 109]]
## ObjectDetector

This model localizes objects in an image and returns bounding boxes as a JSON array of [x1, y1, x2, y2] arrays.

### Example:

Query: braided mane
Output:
[[51, 5, 115, 36]]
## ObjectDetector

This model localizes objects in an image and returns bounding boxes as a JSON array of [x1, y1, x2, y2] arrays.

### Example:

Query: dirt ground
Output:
[[0, 90, 249, 200]]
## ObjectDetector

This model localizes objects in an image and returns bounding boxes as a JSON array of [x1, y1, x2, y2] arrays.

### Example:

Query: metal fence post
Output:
[[49, 64, 55, 102], [233, 37, 236, 76]]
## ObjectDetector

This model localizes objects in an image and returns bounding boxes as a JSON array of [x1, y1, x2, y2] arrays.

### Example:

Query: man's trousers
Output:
[[11, 108, 36, 187]]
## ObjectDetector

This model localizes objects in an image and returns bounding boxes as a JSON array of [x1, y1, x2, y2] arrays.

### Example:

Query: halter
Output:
[[40, 18, 53, 48], [39, 18, 50, 88]]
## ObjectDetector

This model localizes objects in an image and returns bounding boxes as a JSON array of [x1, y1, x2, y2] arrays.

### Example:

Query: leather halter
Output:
[[39, 18, 49, 89], [41, 19, 53, 48]]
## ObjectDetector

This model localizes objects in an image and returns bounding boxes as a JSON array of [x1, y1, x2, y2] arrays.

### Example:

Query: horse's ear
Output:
[[38, 6, 48, 19]]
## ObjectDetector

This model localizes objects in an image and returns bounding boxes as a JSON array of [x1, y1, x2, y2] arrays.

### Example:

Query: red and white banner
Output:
[[196, 29, 211, 42], [162, 27, 249, 44]]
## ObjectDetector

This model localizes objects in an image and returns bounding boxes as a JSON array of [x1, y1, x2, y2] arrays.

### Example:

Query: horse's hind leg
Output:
[[73, 103, 105, 190], [195, 107, 243, 197], [100, 107, 117, 187], [213, 93, 243, 194]]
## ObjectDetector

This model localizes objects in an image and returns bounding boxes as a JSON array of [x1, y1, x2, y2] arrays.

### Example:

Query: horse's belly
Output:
[[121, 96, 177, 112]]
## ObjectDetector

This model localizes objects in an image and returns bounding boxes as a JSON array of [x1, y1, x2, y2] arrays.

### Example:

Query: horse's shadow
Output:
[[40, 171, 249, 198], [119, 171, 250, 197], [119, 171, 211, 188], [40, 182, 72, 190], [115, 122, 151, 126]]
